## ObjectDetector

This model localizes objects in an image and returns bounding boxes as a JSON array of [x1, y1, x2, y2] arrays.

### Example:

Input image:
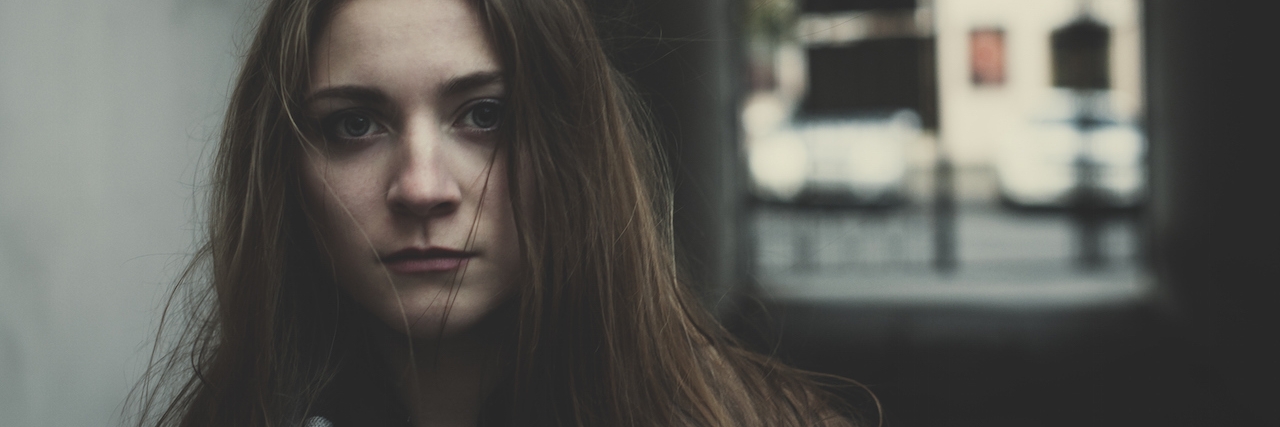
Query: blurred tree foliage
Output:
[[744, 0, 797, 44]]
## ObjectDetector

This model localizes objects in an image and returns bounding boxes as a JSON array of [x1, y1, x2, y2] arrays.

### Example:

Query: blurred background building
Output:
[[1, 0, 1274, 426], [742, 0, 1146, 304]]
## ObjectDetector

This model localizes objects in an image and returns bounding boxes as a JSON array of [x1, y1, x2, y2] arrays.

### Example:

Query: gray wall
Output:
[[0, 0, 252, 425], [1145, 1, 1278, 424]]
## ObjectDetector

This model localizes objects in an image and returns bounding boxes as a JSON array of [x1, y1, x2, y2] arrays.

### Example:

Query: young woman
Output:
[[132, 0, 861, 425]]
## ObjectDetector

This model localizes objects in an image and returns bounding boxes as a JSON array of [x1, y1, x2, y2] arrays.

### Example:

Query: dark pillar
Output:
[[589, 0, 743, 315], [1146, 1, 1279, 425], [1052, 12, 1112, 269], [932, 153, 956, 272]]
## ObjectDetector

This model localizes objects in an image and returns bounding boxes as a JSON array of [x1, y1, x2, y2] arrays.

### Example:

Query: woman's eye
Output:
[[323, 111, 384, 140], [459, 100, 503, 131]]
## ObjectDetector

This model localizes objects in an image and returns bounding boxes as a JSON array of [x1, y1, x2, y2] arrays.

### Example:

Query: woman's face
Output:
[[302, 0, 520, 338]]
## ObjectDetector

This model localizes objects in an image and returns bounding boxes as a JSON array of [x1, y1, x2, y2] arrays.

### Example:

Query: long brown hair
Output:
[[129, 0, 862, 426]]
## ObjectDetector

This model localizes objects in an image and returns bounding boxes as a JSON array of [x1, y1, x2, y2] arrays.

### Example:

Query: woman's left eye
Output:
[[457, 99, 503, 131]]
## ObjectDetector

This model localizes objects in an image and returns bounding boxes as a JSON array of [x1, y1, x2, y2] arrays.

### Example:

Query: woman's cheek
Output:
[[302, 159, 369, 256]]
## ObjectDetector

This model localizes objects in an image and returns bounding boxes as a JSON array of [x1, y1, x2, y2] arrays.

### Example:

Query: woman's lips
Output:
[[380, 247, 475, 274]]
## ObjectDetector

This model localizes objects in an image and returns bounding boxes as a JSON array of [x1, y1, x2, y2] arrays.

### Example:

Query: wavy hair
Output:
[[128, 0, 863, 426]]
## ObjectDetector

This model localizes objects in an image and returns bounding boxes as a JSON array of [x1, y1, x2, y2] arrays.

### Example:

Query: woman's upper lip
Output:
[[379, 246, 476, 263]]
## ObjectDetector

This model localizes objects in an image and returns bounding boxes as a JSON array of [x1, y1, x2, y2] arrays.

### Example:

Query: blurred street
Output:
[[752, 192, 1146, 304]]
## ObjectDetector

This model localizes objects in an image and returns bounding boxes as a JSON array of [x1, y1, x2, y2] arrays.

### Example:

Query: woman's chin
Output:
[[369, 294, 516, 342]]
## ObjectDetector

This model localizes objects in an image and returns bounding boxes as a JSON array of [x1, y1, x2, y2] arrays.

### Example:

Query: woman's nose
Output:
[[386, 129, 461, 218]]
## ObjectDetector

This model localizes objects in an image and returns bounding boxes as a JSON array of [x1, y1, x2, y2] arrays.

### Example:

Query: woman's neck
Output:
[[369, 316, 511, 427]]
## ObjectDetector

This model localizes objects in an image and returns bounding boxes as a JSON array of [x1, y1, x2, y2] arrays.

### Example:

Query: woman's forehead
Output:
[[311, 0, 499, 95]]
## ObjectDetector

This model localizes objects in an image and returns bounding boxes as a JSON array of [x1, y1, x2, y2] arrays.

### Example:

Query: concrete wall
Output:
[[0, 0, 252, 424]]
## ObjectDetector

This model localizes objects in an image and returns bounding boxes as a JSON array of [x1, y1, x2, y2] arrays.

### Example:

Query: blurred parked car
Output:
[[995, 120, 1145, 208], [746, 107, 919, 206]]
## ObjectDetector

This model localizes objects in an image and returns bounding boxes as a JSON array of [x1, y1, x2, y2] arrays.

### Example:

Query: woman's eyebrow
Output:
[[305, 85, 390, 107], [305, 71, 502, 109], [440, 70, 504, 98]]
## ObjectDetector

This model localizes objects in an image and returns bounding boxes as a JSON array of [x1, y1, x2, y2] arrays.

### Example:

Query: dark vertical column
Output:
[[589, 0, 743, 314], [932, 153, 956, 272], [1146, 1, 1278, 425], [1052, 12, 1112, 269], [924, 20, 954, 272]]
